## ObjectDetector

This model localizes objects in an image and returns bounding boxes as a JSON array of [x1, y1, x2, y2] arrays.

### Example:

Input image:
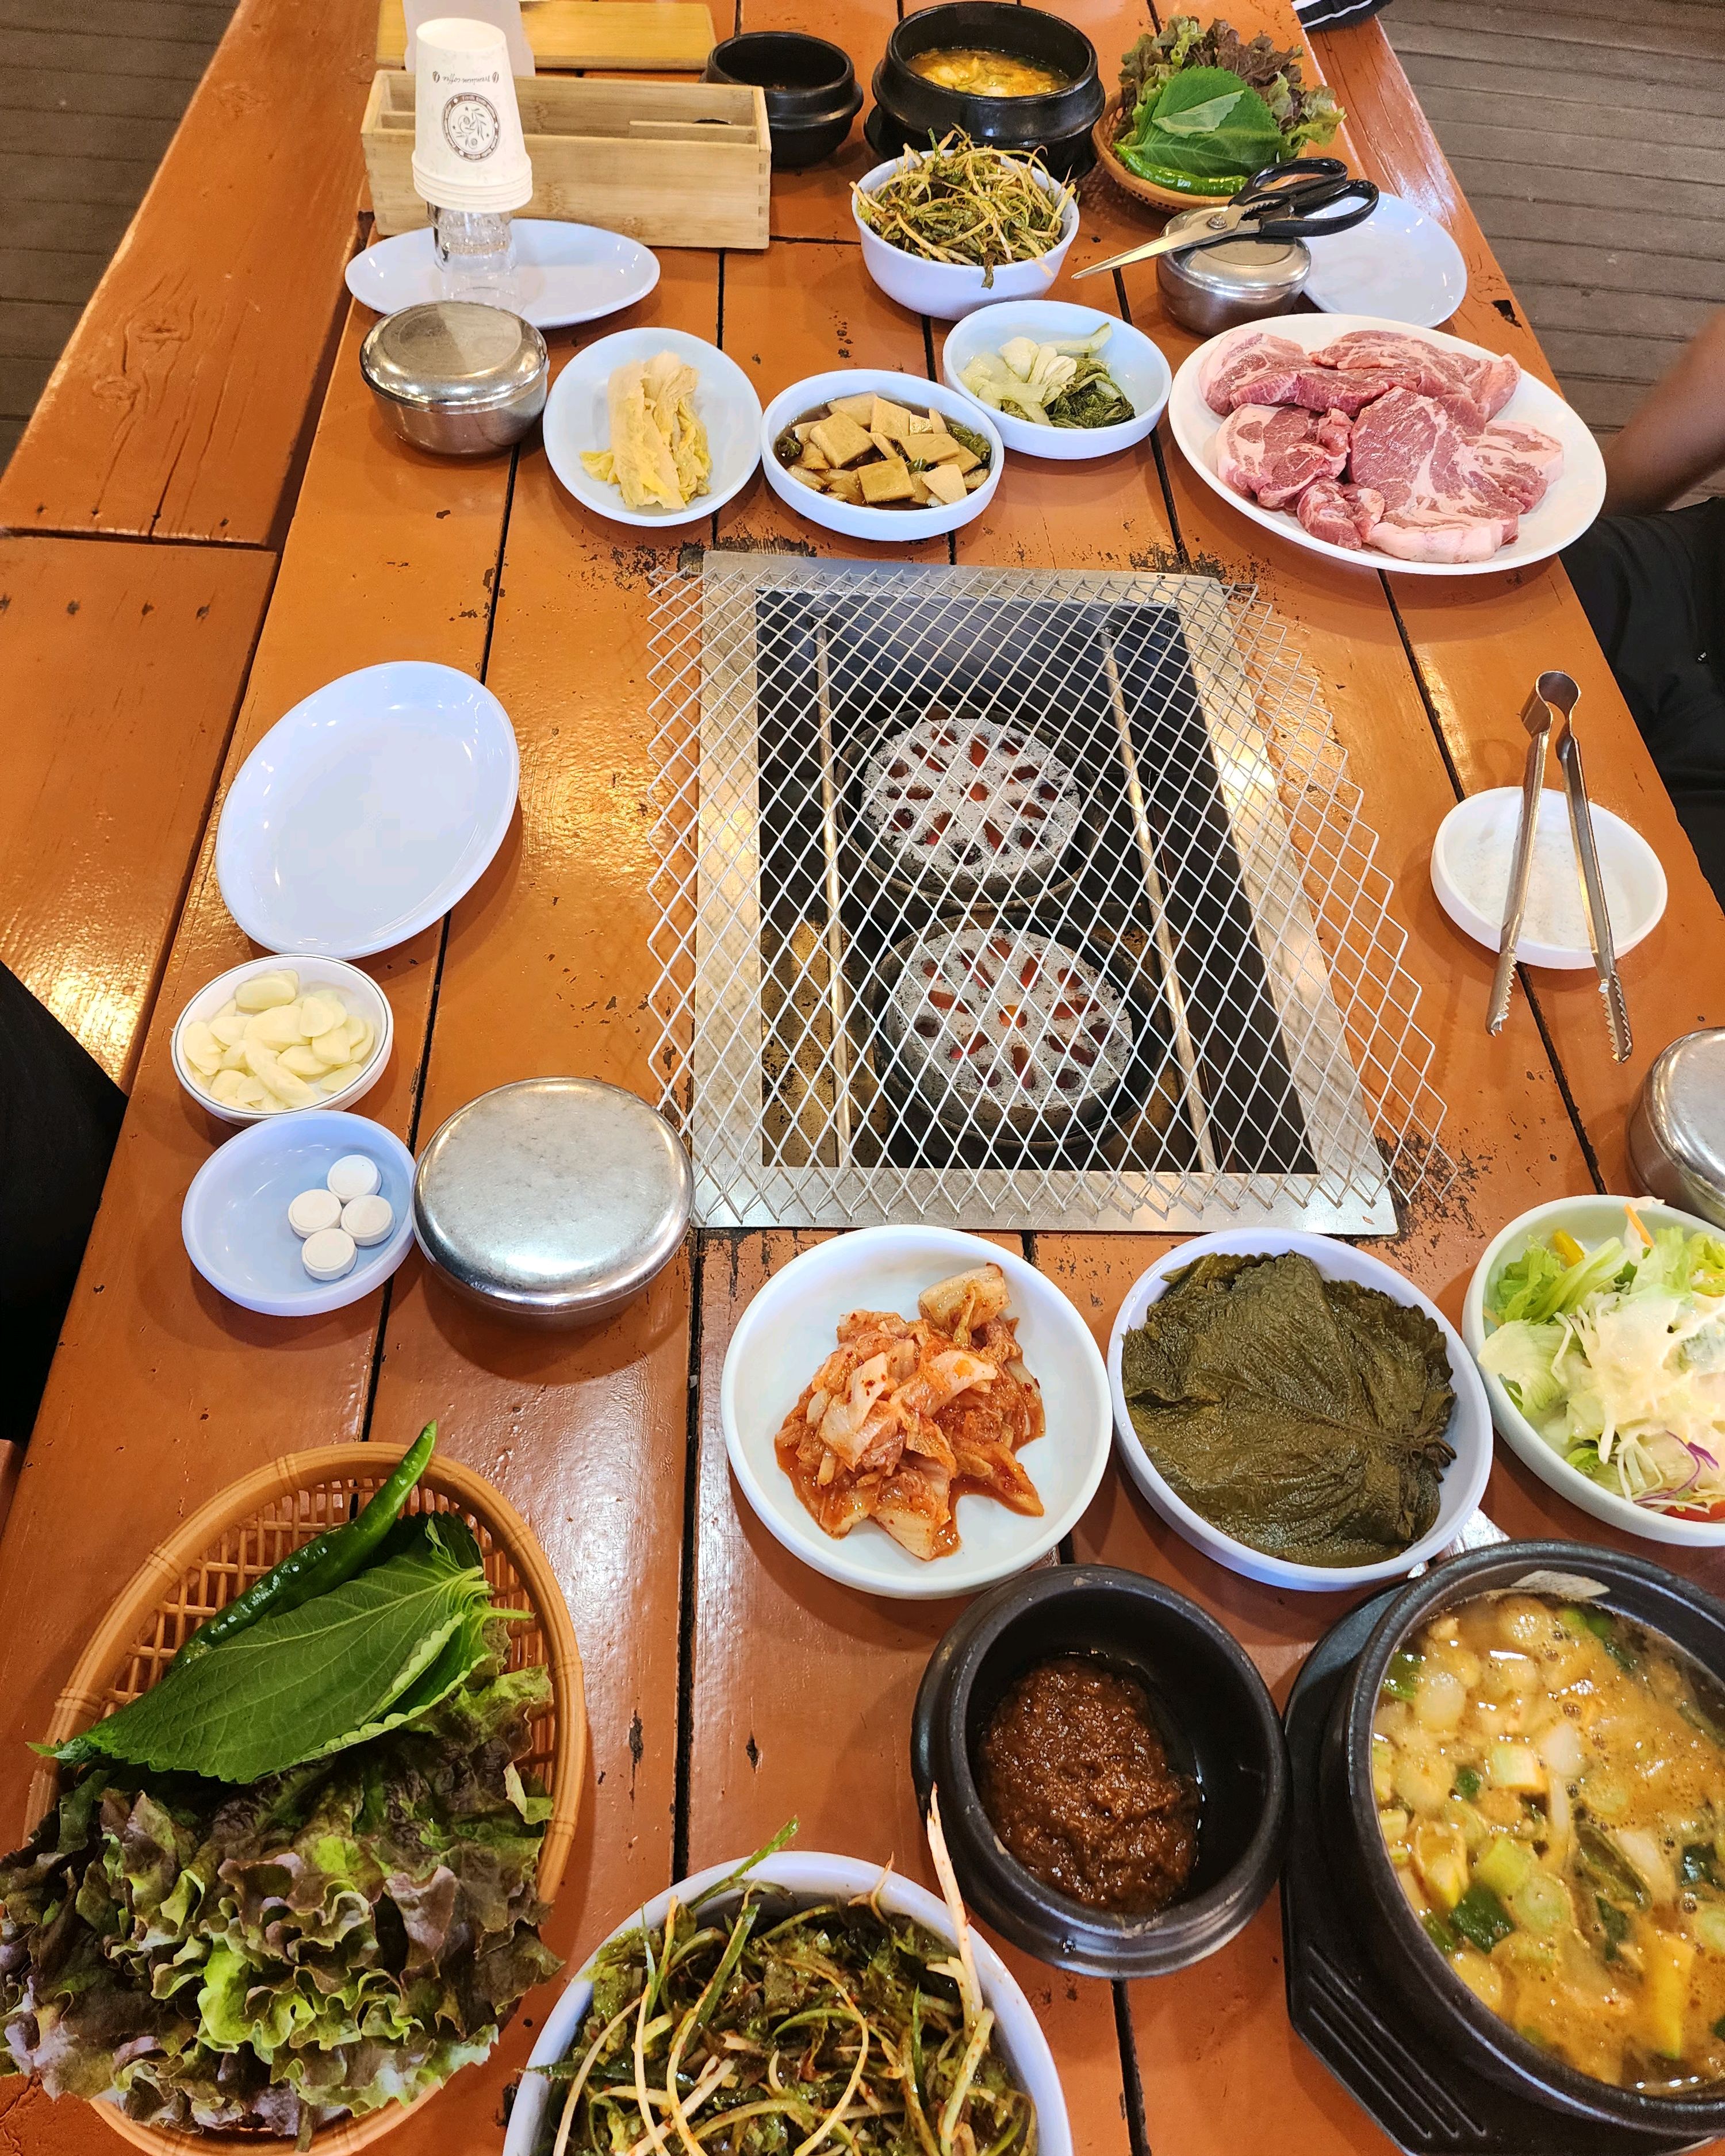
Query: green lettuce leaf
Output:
[[47, 1538, 500, 1784], [1130, 66, 1288, 181], [1476, 1318, 1569, 1421]]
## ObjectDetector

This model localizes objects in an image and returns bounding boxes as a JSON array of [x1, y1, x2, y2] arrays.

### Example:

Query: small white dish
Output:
[[344, 220, 660, 330], [1167, 312, 1607, 578], [215, 660, 519, 960], [503, 1849, 1074, 2156], [170, 954, 394, 1126], [1462, 1194, 1725, 1547], [760, 371, 1005, 544], [853, 153, 1078, 321], [541, 326, 761, 528], [181, 1109, 416, 1317], [1304, 193, 1467, 329], [940, 302, 1170, 461], [720, 1225, 1110, 1601], [1107, 1230, 1493, 1593], [1431, 787, 1666, 969]]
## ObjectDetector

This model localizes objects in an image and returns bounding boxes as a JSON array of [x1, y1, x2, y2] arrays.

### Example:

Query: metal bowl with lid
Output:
[[360, 301, 549, 456], [1156, 206, 1309, 335], [1630, 1030, 1725, 1229], [413, 1077, 692, 1325]]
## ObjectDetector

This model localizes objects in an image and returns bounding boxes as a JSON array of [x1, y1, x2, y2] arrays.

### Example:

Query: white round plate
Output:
[[1462, 1194, 1725, 1547], [542, 326, 761, 528], [939, 301, 1170, 462], [1304, 194, 1467, 329], [181, 1108, 416, 1318], [760, 370, 1004, 542], [344, 220, 660, 329], [503, 1851, 1074, 2156], [1107, 1230, 1493, 1593], [215, 661, 519, 960], [1168, 312, 1607, 578], [171, 953, 393, 1125], [1431, 787, 1667, 969], [720, 1225, 1111, 1600]]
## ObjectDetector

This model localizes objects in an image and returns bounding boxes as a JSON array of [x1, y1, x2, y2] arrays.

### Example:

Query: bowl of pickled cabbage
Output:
[[1336, 1540, 1725, 2135]]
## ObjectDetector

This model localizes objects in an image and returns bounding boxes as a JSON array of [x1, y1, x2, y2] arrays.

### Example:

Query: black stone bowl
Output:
[[705, 32, 863, 170], [1324, 1540, 1725, 2143], [866, 1, 1105, 182], [911, 1564, 1290, 1977]]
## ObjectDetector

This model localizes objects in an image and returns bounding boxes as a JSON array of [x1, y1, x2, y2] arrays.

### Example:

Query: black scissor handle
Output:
[[1232, 162, 1380, 243], [1241, 155, 1348, 194]]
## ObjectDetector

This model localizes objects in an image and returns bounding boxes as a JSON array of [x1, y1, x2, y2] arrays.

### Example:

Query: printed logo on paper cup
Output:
[[442, 91, 502, 161]]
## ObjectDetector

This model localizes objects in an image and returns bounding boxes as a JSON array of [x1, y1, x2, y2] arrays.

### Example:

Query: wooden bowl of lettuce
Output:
[[1095, 16, 1345, 214]]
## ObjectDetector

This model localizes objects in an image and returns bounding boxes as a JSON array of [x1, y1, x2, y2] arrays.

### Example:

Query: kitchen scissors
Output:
[[1072, 158, 1381, 281]]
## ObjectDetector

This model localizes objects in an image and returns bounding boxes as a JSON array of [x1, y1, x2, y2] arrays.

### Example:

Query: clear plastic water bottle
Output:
[[431, 204, 522, 312]]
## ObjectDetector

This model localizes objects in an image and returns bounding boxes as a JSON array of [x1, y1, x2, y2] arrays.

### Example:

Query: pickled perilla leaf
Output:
[[47, 1525, 505, 1783], [1120, 1252, 1456, 1566]]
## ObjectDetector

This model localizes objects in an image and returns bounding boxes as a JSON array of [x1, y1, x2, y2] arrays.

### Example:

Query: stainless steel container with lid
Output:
[[1628, 1030, 1725, 1229], [359, 301, 548, 456], [413, 1077, 693, 1325], [1156, 206, 1309, 336]]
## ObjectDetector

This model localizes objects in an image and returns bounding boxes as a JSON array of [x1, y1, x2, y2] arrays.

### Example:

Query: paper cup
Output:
[[413, 17, 533, 213]]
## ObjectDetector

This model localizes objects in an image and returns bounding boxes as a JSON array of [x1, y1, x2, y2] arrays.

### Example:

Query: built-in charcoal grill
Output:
[[646, 554, 1444, 1233]]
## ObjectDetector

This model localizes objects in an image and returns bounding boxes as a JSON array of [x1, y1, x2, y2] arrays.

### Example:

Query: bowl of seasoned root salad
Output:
[[1337, 1541, 1725, 2136], [1463, 1195, 1725, 1547]]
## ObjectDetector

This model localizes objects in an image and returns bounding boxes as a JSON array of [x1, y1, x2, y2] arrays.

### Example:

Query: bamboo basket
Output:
[[25, 1443, 585, 2156], [1090, 95, 1235, 215]]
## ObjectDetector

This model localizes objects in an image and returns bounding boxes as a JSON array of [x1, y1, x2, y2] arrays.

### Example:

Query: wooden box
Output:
[[360, 72, 770, 250]]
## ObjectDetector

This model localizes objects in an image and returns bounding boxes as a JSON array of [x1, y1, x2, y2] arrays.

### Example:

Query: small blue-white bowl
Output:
[[181, 1109, 416, 1317]]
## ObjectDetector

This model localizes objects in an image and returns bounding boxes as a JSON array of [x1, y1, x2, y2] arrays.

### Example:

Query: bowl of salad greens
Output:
[[505, 1819, 1068, 2156], [1095, 16, 1343, 211], [1463, 1195, 1725, 1545]]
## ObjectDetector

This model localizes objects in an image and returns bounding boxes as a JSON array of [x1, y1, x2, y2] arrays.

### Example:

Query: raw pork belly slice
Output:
[[1365, 506, 1517, 564], [1351, 386, 1527, 514], [1226, 363, 1419, 417], [1297, 479, 1387, 550], [1216, 404, 1350, 512], [1198, 329, 1305, 416], [1473, 419, 1563, 509], [1312, 328, 1520, 423]]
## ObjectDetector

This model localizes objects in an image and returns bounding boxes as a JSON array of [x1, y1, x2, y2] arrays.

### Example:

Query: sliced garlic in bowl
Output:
[[171, 954, 393, 1126]]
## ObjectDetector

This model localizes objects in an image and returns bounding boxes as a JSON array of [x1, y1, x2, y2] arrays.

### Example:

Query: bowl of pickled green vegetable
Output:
[[506, 1825, 1070, 2156]]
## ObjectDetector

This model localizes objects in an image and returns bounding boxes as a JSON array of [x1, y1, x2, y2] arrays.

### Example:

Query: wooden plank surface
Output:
[[377, 0, 717, 70], [0, 0, 374, 543], [0, 536, 275, 1085]]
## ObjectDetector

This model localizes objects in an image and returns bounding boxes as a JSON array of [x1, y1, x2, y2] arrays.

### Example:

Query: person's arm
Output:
[[1601, 311, 1725, 516]]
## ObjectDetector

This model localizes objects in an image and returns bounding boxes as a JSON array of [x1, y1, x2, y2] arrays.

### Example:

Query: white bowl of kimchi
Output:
[[719, 1226, 1111, 1599]]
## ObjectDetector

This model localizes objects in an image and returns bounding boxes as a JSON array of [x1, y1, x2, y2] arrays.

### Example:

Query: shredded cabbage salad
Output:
[[1479, 1210, 1725, 1517]]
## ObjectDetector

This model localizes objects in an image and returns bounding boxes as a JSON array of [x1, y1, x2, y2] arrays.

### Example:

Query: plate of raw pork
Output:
[[1167, 314, 1605, 576]]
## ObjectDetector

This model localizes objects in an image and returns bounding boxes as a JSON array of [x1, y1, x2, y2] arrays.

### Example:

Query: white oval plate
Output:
[[939, 301, 1170, 462], [215, 660, 519, 959], [504, 1851, 1074, 2156], [1431, 786, 1667, 969], [542, 327, 761, 528], [1462, 1195, 1725, 1547], [1304, 194, 1467, 329], [1107, 1230, 1493, 1593], [760, 370, 1004, 543], [720, 1226, 1111, 1600], [1168, 312, 1606, 577], [344, 220, 660, 329]]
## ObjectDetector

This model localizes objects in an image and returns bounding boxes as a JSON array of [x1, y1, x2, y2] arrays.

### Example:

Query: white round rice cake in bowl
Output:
[[879, 923, 1135, 1138], [857, 709, 1082, 899]]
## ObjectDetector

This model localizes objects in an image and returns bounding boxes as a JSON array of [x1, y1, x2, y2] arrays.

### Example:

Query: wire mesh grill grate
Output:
[[645, 551, 1447, 1234]]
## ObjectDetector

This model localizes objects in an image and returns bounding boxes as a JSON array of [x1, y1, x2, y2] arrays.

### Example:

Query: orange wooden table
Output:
[[3, 3, 1724, 2154]]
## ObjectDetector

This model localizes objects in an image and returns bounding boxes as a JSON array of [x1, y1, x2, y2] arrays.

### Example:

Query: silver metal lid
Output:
[[1631, 1030, 1725, 1228], [359, 301, 548, 415], [413, 1078, 693, 1319], [1161, 207, 1310, 299]]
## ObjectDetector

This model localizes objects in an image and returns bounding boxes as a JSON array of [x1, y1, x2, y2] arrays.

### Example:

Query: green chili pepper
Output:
[[1454, 1766, 1482, 1802], [1450, 1884, 1515, 1955], [1382, 1648, 1424, 1703], [172, 1423, 436, 1666], [1421, 1911, 1460, 1956]]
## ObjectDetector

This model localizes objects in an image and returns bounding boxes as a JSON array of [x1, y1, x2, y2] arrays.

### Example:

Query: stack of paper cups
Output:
[[412, 18, 533, 214]]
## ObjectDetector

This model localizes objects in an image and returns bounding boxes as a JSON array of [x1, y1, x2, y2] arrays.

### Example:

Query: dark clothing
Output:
[[1562, 496, 1725, 908], [0, 962, 126, 1443]]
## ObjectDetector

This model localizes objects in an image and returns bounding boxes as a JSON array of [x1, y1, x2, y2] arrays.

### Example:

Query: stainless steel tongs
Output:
[[1485, 671, 1631, 1062]]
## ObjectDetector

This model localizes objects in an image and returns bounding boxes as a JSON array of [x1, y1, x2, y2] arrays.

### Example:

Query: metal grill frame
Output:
[[645, 551, 1446, 1235]]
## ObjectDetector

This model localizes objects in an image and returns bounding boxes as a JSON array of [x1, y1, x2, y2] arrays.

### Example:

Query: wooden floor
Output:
[[0, 0, 239, 470], [1386, 0, 1725, 497]]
